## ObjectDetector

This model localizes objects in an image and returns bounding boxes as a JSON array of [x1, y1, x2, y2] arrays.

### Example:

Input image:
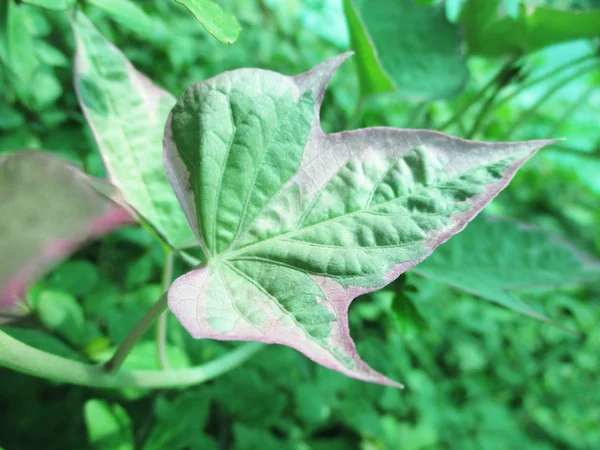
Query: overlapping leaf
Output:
[[174, 0, 241, 45], [343, 0, 468, 100], [413, 215, 600, 319], [164, 53, 556, 386], [73, 12, 195, 249], [460, 0, 600, 57], [0, 152, 133, 317]]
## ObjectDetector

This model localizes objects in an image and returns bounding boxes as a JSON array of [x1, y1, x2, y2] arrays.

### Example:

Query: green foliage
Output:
[[174, 0, 241, 45], [84, 399, 134, 450], [460, 0, 600, 56], [0, 0, 599, 449], [345, 0, 469, 99]]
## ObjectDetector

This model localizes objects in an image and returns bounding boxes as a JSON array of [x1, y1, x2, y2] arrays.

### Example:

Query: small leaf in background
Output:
[[142, 391, 216, 450], [460, 0, 600, 57], [37, 290, 85, 345], [73, 12, 195, 249], [45, 260, 100, 297], [344, 0, 469, 100], [0, 152, 133, 317], [87, 0, 154, 37], [124, 252, 156, 290], [84, 399, 135, 450], [22, 0, 75, 10], [413, 215, 600, 320], [174, 0, 241, 45], [165, 53, 556, 386], [2, 326, 82, 359]]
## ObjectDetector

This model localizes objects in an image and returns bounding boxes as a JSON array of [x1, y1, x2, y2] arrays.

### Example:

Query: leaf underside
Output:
[[73, 12, 195, 249], [164, 53, 556, 386], [0, 152, 132, 315]]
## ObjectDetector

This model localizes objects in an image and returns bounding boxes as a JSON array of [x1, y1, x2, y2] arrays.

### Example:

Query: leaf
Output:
[[37, 290, 85, 345], [84, 399, 134, 450], [343, 0, 468, 100], [21, 0, 75, 10], [73, 12, 195, 249], [412, 215, 600, 319], [173, 0, 241, 45], [0, 152, 132, 316], [87, 0, 154, 37], [164, 53, 556, 386], [142, 392, 216, 450], [460, 0, 600, 57]]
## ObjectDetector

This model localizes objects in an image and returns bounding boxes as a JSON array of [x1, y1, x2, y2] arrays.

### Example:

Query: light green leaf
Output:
[[87, 0, 154, 37], [173, 0, 241, 45], [344, 0, 468, 100], [37, 290, 85, 345], [460, 0, 600, 57], [22, 0, 75, 10], [84, 399, 134, 450], [0, 152, 132, 319], [164, 53, 556, 386], [413, 215, 600, 319], [73, 12, 195, 249]]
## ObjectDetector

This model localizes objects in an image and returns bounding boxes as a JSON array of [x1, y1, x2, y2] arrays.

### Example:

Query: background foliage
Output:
[[0, 0, 599, 449]]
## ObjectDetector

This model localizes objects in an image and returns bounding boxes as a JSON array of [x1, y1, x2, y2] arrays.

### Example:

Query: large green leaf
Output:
[[164, 53, 556, 386], [0, 152, 132, 318], [73, 12, 195, 249], [173, 0, 241, 45], [413, 215, 600, 319], [343, 0, 468, 100], [460, 0, 600, 57]]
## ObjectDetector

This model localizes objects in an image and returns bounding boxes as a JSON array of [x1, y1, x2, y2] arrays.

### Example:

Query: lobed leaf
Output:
[[460, 0, 600, 57], [73, 12, 195, 249], [343, 0, 468, 100], [413, 215, 600, 319], [0, 152, 133, 318], [173, 0, 241, 45], [164, 53, 557, 386]]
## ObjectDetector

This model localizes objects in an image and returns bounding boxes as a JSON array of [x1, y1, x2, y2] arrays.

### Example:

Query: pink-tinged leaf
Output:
[[164, 53, 558, 387], [73, 11, 195, 249], [0, 152, 133, 319]]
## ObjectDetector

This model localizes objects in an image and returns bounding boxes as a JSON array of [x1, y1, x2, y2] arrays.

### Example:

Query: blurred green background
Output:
[[0, 0, 599, 449]]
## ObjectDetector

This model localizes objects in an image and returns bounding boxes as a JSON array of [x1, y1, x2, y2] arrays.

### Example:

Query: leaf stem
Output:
[[491, 53, 597, 114], [465, 81, 505, 139], [157, 251, 174, 370], [0, 328, 263, 389], [104, 293, 169, 372], [503, 63, 598, 139], [438, 54, 519, 132]]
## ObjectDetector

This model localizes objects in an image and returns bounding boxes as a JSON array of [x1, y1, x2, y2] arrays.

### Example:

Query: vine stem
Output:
[[104, 293, 169, 372], [157, 250, 174, 370], [0, 329, 263, 389]]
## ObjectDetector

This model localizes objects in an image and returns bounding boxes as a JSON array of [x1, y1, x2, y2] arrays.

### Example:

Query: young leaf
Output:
[[343, 0, 468, 100], [0, 152, 133, 316], [164, 53, 556, 387], [73, 12, 195, 249], [173, 0, 241, 45], [460, 0, 600, 57], [412, 215, 600, 320], [84, 399, 134, 450]]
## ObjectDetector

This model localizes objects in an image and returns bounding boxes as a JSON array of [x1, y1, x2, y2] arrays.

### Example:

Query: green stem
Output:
[[503, 63, 598, 140], [491, 53, 597, 114], [157, 251, 174, 370], [0, 329, 263, 389], [104, 294, 169, 372], [438, 54, 519, 132], [465, 81, 504, 139]]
